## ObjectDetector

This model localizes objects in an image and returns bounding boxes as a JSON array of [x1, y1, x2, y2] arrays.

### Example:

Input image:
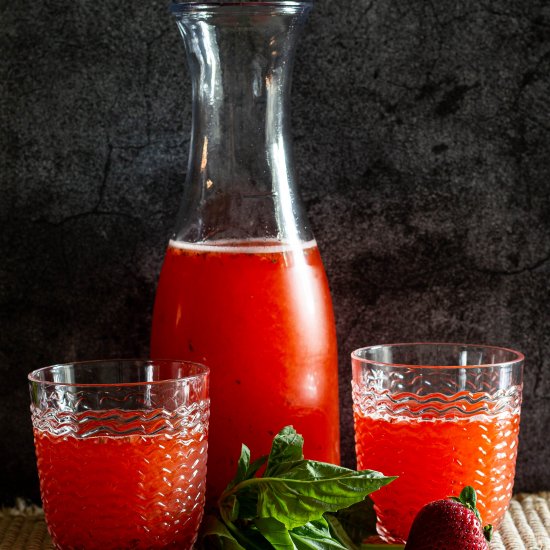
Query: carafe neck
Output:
[[172, 2, 313, 243]]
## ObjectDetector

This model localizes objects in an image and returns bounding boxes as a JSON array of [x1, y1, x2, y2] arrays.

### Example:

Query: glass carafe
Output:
[[151, 0, 340, 501]]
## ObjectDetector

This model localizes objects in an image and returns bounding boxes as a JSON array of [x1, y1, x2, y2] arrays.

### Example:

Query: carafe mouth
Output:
[[171, 1, 313, 14]]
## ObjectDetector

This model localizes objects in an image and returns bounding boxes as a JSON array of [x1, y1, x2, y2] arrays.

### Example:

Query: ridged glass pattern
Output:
[[29, 360, 209, 550], [351, 344, 523, 544], [352, 367, 523, 419]]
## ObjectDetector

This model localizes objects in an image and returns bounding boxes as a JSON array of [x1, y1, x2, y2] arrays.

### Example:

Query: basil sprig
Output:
[[200, 426, 396, 549]]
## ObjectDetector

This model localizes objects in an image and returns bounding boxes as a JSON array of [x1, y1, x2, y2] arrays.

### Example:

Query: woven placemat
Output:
[[488, 493, 550, 550], [0, 501, 51, 550], [1, 493, 549, 549]]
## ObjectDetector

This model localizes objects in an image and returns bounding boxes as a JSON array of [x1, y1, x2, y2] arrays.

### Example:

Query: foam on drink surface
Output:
[[168, 238, 318, 254]]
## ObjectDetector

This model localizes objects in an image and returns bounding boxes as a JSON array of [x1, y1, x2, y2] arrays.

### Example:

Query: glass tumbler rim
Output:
[[351, 342, 524, 370], [28, 358, 209, 388]]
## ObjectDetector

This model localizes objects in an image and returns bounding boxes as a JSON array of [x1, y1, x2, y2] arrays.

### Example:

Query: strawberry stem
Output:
[[449, 486, 493, 542], [484, 524, 494, 542]]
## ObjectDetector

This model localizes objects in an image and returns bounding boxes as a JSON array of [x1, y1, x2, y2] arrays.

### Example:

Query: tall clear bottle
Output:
[[151, 0, 340, 501]]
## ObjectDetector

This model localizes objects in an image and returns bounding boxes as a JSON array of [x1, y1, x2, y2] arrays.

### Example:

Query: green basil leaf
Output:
[[224, 444, 268, 498], [200, 515, 246, 550], [221, 449, 268, 523], [214, 426, 396, 549], [265, 426, 304, 476], [220, 493, 240, 524], [289, 518, 348, 549], [203, 515, 271, 550], [325, 496, 377, 546], [323, 514, 360, 550], [254, 517, 296, 549], [234, 486, 260, 521], [255, 462, 396, 529], [246, 454, 269, 480], [233, 444, 251, 487], [234, 524, 279, 549], [226, 445, 268, 487]]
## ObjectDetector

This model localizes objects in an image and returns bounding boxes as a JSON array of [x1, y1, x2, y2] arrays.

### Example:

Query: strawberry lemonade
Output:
[[354, 404, 520, 542], [29, 360, 209, 550], [151, 239, 340, 500], [34, 412, 207, 550], [351, 343, 524, 544]]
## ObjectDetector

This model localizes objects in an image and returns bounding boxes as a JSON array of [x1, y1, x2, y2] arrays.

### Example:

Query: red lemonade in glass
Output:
[[151, 239, 340, 499], [351, 343, 523, 544], [354, 402, 521, 543], [34, 409, 207, 550]]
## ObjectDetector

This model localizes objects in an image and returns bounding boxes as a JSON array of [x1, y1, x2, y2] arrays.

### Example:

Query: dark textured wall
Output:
[[1, 0, 549, 505]]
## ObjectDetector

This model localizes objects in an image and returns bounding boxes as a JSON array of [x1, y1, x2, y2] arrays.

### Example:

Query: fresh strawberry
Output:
[[405, 486, 493, 550]]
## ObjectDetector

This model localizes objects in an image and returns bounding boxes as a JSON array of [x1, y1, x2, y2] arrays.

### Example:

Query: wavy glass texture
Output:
[[352, 366, 523, 419], [31, 380, 209, 438], [29, 360, 209, 550], [351, 344, 523, 544]]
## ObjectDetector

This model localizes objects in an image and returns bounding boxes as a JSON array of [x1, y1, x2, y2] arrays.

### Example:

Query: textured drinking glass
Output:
[[29, 359, 209, 550], [352, 343, 523, 544]]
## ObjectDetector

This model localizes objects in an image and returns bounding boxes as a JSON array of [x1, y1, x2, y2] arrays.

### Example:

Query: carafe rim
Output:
[[171, 1, 313, 15]]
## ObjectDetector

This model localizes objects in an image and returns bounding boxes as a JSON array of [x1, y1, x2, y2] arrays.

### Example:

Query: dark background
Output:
[[1, 0, 549, 505]]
